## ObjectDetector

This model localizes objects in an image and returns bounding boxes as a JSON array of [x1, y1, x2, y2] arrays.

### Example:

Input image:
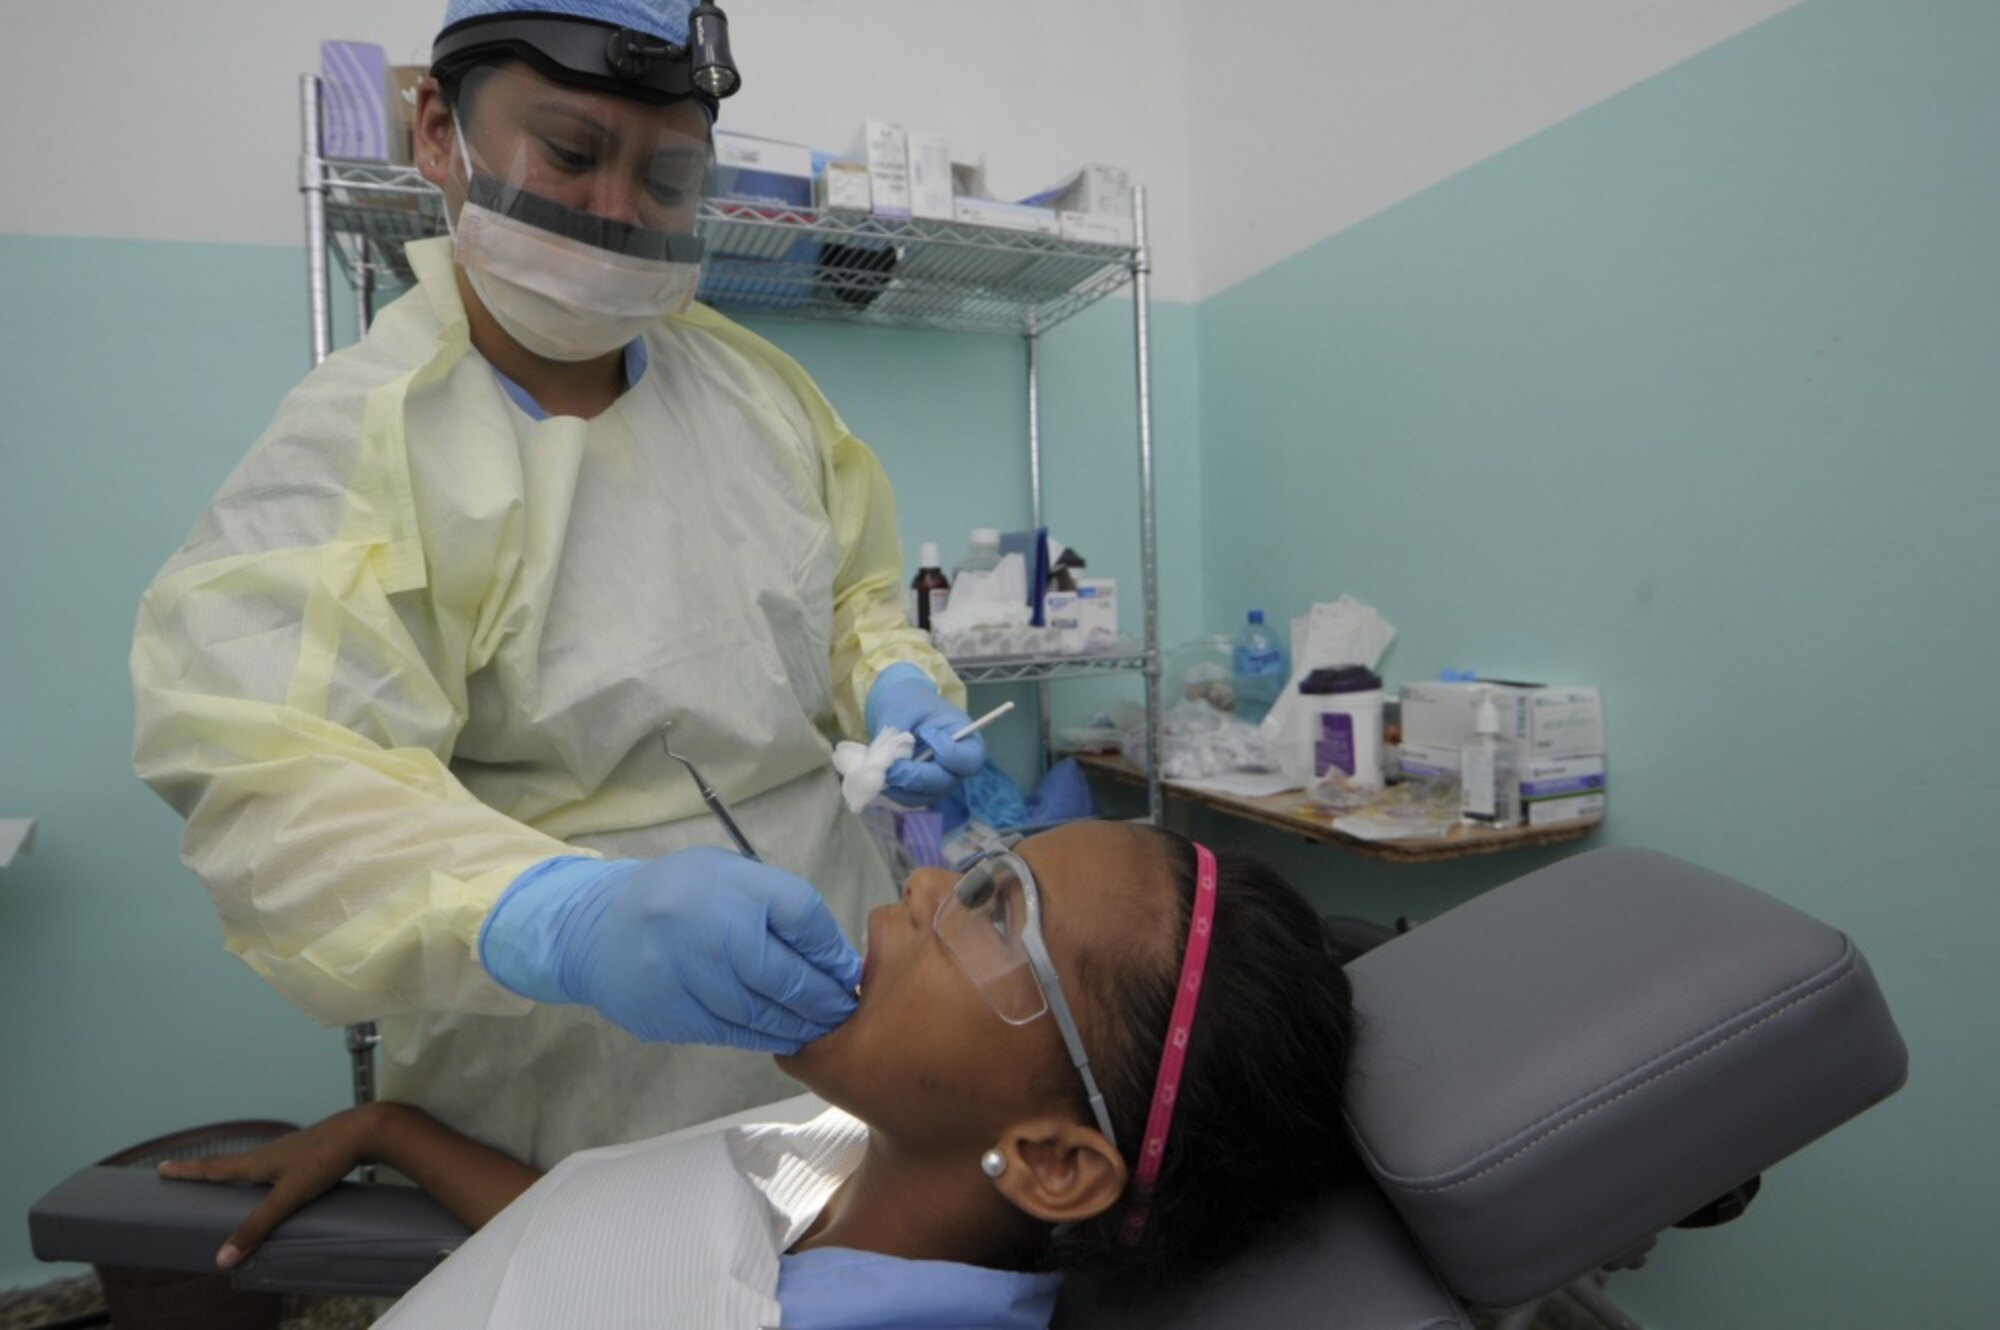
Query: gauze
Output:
[[831, 728, 917, 813]]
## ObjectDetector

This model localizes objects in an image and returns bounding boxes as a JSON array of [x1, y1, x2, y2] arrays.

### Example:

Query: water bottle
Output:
[[1230, 610, 1288, 724], [952, 527, 1003, 584]]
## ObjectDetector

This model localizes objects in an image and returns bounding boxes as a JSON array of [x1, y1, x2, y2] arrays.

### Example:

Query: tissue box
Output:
[[713, 131, 815, 208], [1044, 578, 1118, 653], [906, 130, 954, 220], [321, 41, 390, 160]]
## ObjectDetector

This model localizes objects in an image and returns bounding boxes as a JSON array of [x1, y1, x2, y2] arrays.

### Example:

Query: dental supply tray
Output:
[[309, 163, 1136, 336]]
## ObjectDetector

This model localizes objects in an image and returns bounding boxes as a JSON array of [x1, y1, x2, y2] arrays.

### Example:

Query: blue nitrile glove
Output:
[[478, 848, 863, 1053], [865, 663, 985, 805]]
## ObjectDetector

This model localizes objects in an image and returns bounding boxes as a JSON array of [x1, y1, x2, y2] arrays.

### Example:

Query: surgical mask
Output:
[[444, 70, 711, 361], [453, 198, 701, 361]]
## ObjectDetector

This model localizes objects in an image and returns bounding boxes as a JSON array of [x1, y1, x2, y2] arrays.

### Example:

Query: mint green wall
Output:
[[0, 237, 1195, 1287], [1191, 0, 1996, 1325]]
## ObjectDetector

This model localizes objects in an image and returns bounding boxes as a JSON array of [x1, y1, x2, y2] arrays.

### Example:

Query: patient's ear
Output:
[[989, 1117, 1128, 1225]]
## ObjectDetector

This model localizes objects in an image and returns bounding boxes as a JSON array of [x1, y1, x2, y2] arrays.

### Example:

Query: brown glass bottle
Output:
[[909, 542, 950, 632]]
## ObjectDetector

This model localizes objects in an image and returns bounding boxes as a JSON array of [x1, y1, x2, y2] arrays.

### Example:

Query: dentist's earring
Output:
[[980, 1149, 1007, 1178]]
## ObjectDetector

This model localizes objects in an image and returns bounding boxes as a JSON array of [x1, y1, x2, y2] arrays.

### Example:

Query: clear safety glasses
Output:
[[934, 852, 1120, 1150], [450, 63, 713, 262]]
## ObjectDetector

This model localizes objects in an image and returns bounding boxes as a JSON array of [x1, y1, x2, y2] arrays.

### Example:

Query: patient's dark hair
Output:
[[1046, 827, 1361, 1298]]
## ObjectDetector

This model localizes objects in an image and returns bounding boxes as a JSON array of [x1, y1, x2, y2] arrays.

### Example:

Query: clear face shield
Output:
[[445, 63, 714, 360], [934, 852, 1122, 1148]]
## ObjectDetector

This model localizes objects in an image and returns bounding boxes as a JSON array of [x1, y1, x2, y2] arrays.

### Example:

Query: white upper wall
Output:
[[0, 2, 1800, 305], [1185, 0, 1803, 298], [0, 0, 1203, 301]]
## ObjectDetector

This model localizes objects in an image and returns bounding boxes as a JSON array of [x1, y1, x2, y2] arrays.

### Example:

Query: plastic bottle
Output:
[[908, 542, 949, 632], [1229, 610, 1289, 724], [953, 527, 1003, 583], [1460, 689, 1519, 828]]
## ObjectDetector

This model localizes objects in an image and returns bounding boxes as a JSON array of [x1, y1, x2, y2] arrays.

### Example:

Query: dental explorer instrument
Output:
[[911, 700, 1016, 763], [660, 723, 761, 862]]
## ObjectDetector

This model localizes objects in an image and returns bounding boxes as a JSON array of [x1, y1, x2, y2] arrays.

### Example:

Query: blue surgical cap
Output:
[[440, 0, 697, 46]]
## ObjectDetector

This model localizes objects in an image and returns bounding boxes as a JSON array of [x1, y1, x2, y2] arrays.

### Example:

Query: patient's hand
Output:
[[158, 1105, 380, 1269]]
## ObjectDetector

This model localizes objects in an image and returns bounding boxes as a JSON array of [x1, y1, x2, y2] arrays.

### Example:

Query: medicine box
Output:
[[1043, 578, 1117, 652], [1517, 754, 1606, 802], [712, 131, 815, 209], [1400, 682, 1604, 759], [816, 159, 872, 212], [856, 121, 911, 219], [1525, 793, 1605, 827], [321, 41, 390, 160], [906, 130, 954, 221]]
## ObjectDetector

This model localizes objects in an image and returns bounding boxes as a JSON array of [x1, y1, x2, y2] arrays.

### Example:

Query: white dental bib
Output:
[[376, 1094, 855, 1329]]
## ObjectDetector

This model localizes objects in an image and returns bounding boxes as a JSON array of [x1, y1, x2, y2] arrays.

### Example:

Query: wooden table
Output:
[[1074, 754, 1599, 865]]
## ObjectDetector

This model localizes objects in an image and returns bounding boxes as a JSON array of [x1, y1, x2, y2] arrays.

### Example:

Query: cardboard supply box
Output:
[[1059, 211, 1128, 246], [712, 131, 815, 208], [905, 130, 954, 221], [389, 66, 425, 165], [953, 197, 1061, 235], [1401, 682, 1604, 760], [1526, 793, 1606, 827], [1019, 163, 1134, 242], [321, 41, 390, 160]]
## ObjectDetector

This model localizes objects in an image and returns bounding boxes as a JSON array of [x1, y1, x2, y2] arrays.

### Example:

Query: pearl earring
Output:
[[980, 1149, 1007, 1178]]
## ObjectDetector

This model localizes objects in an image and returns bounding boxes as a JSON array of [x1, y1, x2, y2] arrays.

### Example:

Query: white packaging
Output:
[[953, 197, 1061, 235], [1525, 793, 1605, 827], [855, 121, 910, 218], [1400, 682, 1604, 760], [1395, 743, 1459, 781], [1517, 754, 1606, 804], [1043, 578, 1117, 652], [906, 130, 954, 220], [1059, 211, 1127, 246], [1020, 163, 1134, 242], [1514, 688, 1604, 758], [1301, 687, 1385, 789], [713, 130, 815, 180], [816, 159, 871, 212]]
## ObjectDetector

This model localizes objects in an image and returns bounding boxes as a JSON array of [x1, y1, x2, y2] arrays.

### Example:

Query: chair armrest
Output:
[[30, 1166, 470, 1298]]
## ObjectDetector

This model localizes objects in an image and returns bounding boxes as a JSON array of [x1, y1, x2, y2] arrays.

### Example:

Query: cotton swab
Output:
[[912, 700, 1016, 763]]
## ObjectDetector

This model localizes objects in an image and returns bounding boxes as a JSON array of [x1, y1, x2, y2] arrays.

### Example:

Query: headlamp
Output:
[[432, 4, 742, 110]]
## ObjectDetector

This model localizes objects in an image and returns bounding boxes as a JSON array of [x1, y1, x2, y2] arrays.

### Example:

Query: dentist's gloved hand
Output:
[[478, 848, 862, 1053], [865, 663, 985, 805]]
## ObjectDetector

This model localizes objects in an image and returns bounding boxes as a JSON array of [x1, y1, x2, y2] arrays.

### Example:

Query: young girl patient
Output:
[[162, 821, 1359, 1327]]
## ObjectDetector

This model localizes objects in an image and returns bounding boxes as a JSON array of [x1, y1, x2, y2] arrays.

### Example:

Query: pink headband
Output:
[[1121, 841, 1218, 1244]]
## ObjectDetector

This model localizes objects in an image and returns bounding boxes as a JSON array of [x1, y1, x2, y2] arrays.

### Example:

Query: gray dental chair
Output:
[[32, 847, 1907, 1327]]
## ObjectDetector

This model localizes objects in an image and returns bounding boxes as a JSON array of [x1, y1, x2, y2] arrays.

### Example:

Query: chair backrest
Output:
[[1058, 846, 1908, 1327]]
